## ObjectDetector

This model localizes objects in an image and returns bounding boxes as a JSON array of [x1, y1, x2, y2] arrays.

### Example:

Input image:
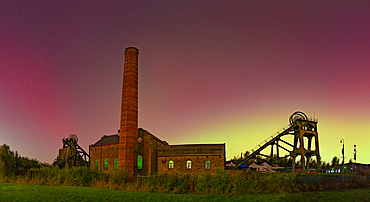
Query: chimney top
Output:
[[125, 47, 139, 53]]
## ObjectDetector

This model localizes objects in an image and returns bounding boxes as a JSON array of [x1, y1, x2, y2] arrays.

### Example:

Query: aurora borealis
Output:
[[1, 1, 370, 164]]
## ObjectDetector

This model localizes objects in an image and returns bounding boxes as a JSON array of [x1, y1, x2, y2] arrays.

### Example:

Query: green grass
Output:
[[1, 182, 370, 202]]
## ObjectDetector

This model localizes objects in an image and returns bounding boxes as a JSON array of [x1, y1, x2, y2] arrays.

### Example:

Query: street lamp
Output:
[[340, 139, 344, 182], [354, 145, 357, 178]]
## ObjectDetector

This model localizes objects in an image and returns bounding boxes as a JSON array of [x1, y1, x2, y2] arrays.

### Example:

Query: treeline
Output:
[[228, 150, 349, 168], [0, 144, 49, 175]]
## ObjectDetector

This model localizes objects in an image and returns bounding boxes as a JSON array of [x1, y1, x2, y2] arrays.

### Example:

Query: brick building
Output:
[[91, 128, 169, 174], [157, 144, 225, 174], [91, 129, 225, 175], [89, 47, 225, 175]]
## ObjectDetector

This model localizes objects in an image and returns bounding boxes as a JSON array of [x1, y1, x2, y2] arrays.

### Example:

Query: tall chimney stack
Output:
[[119, 47, 139, 174]]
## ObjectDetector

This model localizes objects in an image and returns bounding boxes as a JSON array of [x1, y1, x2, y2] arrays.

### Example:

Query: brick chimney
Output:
[[118, 47, 139, 175]]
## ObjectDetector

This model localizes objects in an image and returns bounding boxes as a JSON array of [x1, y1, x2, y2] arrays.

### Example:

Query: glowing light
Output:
[[137, 155, 143, 169]]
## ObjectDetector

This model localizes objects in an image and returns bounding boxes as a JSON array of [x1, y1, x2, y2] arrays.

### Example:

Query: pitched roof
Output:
[[93, 134, 119, 146], [261, 162, 271, 167], [138, 128, 168, 146], [225, 162, 236, 166], [92, 128, 168, 147], [239, 163, 249, 168], [249, 163, 261, 168]]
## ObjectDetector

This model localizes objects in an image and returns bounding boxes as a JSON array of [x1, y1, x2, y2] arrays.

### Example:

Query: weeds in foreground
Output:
[[1, 167, 370, 194]]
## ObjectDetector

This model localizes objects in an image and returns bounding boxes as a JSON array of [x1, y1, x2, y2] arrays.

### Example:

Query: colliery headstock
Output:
[[234, 111, 320, 172], [289, 111, 308, 126], [57, 134, 90, 169], [62, 134, 78, 148]]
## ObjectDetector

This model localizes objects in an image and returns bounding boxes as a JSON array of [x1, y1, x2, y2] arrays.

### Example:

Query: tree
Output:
[[242, 151, 250, 159], [349, 158, 353, 164], [308, 158, 318, 168], [278, 157, 293, 167], [229, 150, 251, 165], [0, 144, 45, 174], [0, 144, 15, 175], [321, 161, 329, 167], [331, 156, 340, 166]]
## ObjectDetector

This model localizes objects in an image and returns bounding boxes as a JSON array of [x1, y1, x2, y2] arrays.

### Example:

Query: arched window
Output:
[[95, 159, 99, 170], [114, 158, 119, 170], [137, 155, 143, 170], [186, 160, 192, 170], [168, 160, 174, 169], [104, 158, 108, 170], [205, 160, 211, 170]]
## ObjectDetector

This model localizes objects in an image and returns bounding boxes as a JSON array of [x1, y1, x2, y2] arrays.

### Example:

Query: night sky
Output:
[[1, 1, 370, 164]]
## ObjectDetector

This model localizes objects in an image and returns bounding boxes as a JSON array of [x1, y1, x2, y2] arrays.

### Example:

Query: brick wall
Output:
[[91, 144, 119, 173], [157, 155, 224, 174], [90, 129, 167, 175], [137, 128, 168, 176]]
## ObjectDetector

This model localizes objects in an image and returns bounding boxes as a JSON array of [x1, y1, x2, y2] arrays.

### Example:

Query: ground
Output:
[[1, 182, 370, 202]]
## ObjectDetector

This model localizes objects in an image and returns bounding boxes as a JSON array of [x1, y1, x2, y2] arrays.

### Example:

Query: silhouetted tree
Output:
[[321, 161, 328, 167], [308, 158, 318, 168], [278, 157, 293, 167], [331, 156, 340, 166], [242, 151, 250, 159], [0, 143, 45, 175], [229, 150, 252, 165], [0, 144, 15, 175]]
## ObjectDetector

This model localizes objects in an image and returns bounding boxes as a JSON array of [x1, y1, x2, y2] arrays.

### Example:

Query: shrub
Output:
[[195, 172, 212, 193], [2, 166, 370, 194], [211, 170, 232, 194], [232, 173, 248, 194]]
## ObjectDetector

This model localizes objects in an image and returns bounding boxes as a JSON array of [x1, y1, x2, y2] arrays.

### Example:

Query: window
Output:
[[137, 155, 143, 170], [114, 158, 119, 170], [104, 158, 108, 170], [168, 160, 174, 169], [186, 160, 192, 170], [95, 159, 99, 170], [205, 160, 211, 170]]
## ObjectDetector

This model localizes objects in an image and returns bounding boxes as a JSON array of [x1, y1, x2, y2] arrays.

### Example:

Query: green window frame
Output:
[[186, 160, 192, 170], [114, 158, 119, 170], [137, 155, 143, 170], [104, 158, 108, 170], [95, 159, 99, 170], [205, 160, 211, 170], [168, 160, 174, 169]]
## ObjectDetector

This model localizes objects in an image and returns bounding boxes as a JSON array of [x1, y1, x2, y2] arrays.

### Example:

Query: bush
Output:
[[232, 173, 248, 194], [2, 167, 370, 194], [211, 170, 232, 194], [195, 170, 233, 194]]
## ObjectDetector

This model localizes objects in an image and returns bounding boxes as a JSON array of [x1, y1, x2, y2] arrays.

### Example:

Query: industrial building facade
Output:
[[90, 47, 225, 175]]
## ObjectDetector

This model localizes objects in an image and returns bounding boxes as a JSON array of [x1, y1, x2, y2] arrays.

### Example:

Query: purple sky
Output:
[[1, 1, 370, 164]]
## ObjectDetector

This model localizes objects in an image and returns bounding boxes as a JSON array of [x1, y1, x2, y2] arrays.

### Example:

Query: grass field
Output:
[[1, 182, 370, 202]]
